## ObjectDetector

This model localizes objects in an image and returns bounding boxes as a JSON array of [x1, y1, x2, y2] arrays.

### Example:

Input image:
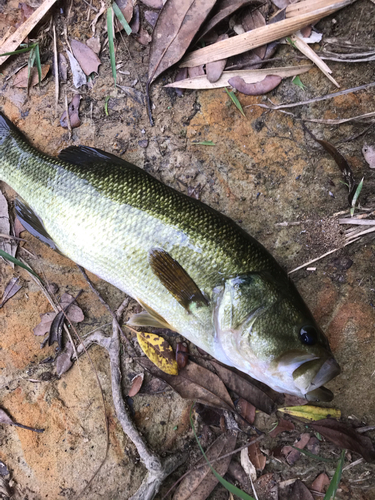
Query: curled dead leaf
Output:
[[128, 373, 144, 397], [282, 433, 310, 465], [13, 64, 50, 88], [228, 74, 282, 95], [137, 332, 178, 375], [248, 441, 266, 471], [269, 418, 295, 438], [176, 342, 189, 370], [60, 94, 81, 129]]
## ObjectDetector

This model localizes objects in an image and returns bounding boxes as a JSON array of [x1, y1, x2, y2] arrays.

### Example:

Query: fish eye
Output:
[[299, 326, 318, 346]]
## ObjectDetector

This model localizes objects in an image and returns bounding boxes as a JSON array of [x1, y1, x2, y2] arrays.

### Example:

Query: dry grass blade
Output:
[[289, 34, 339, 87], [166, 65, 312, 89], [0, 0, 59, 66], [180, 0, 355, 67]]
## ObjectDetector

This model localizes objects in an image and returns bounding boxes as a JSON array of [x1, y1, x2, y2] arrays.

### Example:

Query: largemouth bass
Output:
[[0, 113, 340, 401]]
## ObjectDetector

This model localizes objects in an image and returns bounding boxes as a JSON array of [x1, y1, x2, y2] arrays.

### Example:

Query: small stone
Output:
[[138, 139, 148, 148]]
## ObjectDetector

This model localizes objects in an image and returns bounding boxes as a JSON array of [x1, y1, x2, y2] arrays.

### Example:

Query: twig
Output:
[[52, 20, 59, 116], [64, 93, 72, 140], [0, 233, 26, 242], [250, 81, 375, 110], [338, 219, 375, 225], [11, 421, 44, 433]]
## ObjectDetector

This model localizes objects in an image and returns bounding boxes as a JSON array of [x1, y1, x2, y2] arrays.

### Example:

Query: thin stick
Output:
[[0, 233, 26, 242], [250, 81, 375, 110], [338, 219, 375, 225], [52, 20, 59, 116], [64, 93, 72, 140], [0, 0, 59, 66]]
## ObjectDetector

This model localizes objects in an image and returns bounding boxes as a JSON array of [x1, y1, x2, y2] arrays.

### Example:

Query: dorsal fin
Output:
[[15, 198, 61, 253], [58, 145, 131, 168], [149, 248, 208, 312]]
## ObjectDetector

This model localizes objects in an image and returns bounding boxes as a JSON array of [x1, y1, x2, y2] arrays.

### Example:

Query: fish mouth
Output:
[[293, 357, 341, 402]]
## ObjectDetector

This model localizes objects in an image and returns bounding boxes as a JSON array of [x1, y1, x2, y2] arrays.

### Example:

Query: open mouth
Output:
[[293, 357, 341, 402]]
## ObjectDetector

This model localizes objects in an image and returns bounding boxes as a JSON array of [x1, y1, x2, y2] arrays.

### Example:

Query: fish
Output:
[[0, 112, 340, 401]]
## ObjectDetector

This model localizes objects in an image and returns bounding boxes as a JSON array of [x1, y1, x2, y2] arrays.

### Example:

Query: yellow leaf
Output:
[[137, 331, 178, 376], [277, 405, 341, 421]]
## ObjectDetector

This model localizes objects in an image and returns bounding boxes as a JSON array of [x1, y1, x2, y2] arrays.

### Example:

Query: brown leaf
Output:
[[248, 441, 266, 471], [33, 312, 57, 336], [197, 0, 260, 42], [254, 473, 278, 500], [173, 431, 237, 500], [282, 433, 310, 465], [130, 4, 140, 33], [66, 50, 87, 88], [363, 143, 375, 168], [136, 27, 152, 45], [70, 39, 101, 76], [0, 409, 13, 425], [237, 397, 256, 427], [141, 0, 162, 8], [13, 64, 50, 88], [306, 436, 320, 455], [86, 36, 101, 54], [144, 10, 159, 27], [56, 342, 74, 376], [0, 277, 22, 308], [139, 358, 234, 411], [269, 418, 295, 438], [206, 34, 228, 83], [228, 74, 282, 95], [210, 361, 278, 414], [115, 0, 133, 23], [227, 461, 252, 494], [148, 0, 217, 84], [188, 65, 205, 78], [242, 8, 266, 59], [311, 472, 330, 494], [290, 479, 314, 500], [283, 394, 308, 407], [310, 419, 375, 462], [60, 293, 84, 323], [60, 94, 81, 129], [176, 342, 189, 370], [14, 217, 26, 238], [128, 373, 144, 397]]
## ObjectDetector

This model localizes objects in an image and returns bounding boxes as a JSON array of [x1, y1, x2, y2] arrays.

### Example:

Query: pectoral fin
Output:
[[15, 198, 61, 253], [149, 248, 208, 312]]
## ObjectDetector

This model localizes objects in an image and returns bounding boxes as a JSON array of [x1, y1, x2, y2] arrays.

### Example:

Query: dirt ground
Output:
[[0, 0, 375, 499]]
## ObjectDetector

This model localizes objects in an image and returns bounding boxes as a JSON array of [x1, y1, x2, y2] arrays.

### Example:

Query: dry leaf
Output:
[[310, 419, 375, 462], [210, 361, 277, 414], [197, 0, 258, 42], [117, 85, 146, 105], [242, 8, 266, 59], [148, 0, 217, 84], [66, 50, 87, 88], [136, 27, 152, 45], [56, 342, 74, 376], [290, 479, 314, 500], [115, 0, 133, 23], [206, 34, 228, 83], [282, 433, 310, 465], [14, 217, 26, 238], [86, 36, 101, 55], [0, 277, 22, 308], [137, 332, 178, 375], [33, 311, 57, 336], [311, 472, 330, 493], [248, 441, 266, 471], [269, 418, 295, 438], [128, 373, 144, 397], [13, 64, 49, 88], [139, 358, 234, 411], [60, 293, 84, 322], [237, 397, 256, 428], [70, 39, 101, 76], [187, 65, 205, 78], [241, 447, 256, 482], [307, 436, 320, 455], [362, 143, 375, 168], [130, 4, 140, 33], [173, 432, 237, 500], [0, 409, 13, 425], [144, 10, 159, 27], [165, 64, 312, 89], [60, 94, 81, 129], [176, 342, 189, 370], [228, 74, 282, 95], [141, 0, 162, 8], [278, 404, 341, 421]]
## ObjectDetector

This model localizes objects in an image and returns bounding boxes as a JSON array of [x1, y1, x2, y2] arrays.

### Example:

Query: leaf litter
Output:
[[0, 277, 22, 309], [70, 39, 101, 75], [0, 190, 17, 266]]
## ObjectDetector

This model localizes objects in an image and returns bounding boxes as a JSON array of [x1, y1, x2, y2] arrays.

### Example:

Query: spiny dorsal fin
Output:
[[58, 145, 133, 168], [137, 298, 173, 330], [15, 198, 61, 253], [149, 248, 208, 312]]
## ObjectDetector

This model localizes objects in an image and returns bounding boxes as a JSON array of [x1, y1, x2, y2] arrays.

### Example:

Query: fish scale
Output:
[[0, 113, 340, 399]]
